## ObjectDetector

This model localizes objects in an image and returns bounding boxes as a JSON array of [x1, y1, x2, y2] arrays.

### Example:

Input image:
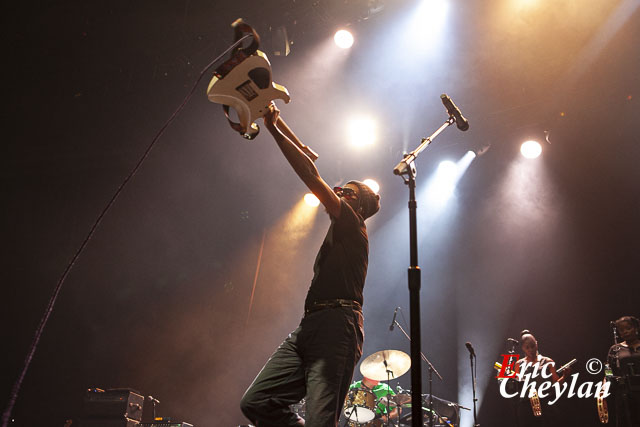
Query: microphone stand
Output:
[[468, 351, 479, 427], [610, 321, 634, 427], [393, 116, 455, 427], [505, 339, 519, 423]]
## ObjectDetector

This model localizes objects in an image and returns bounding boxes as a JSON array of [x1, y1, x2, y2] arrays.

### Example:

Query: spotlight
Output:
[[304, 193, 320, 207], [334, 29, 354, 49], [407, 0, 449, 47], [437, 160, 457, 179], [425, 160, 457, 204], [520, 140, 542, 159], [347, 116, 376, 147], [363, 179, 380, 194]]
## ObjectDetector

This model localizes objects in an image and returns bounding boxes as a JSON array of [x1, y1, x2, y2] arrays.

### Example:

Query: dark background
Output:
[[3, 0, 639, 426]]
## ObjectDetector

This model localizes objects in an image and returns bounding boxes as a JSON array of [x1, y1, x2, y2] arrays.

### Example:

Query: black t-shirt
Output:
[[607, 343, 640, 427], [304, 199, 368, 308]]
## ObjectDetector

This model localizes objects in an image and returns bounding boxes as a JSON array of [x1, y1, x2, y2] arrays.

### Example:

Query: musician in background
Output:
[[348, 376, 398, 424], [514, 330, 571, 427], [240, 104, 381, 427], [607, 316, 640, 427]]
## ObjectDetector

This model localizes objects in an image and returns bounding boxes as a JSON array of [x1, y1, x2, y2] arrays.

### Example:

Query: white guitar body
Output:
[[207, 50, 290, 136]]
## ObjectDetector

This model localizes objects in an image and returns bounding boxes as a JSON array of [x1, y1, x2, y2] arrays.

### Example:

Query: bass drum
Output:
[[344, 388, 377, 423]]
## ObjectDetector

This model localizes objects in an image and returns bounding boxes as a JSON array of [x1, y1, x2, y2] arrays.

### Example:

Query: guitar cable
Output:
[[2, 34, 253, 427]]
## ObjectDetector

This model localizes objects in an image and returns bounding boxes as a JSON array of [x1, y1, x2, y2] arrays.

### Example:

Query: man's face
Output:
[[339, 183, 361, 212]]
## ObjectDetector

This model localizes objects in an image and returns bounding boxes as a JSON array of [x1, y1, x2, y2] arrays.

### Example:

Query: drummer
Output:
[[349, 376, 399, 423]]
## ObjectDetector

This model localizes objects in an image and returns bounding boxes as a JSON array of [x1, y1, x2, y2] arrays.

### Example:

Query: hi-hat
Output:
[[360, 349, 411, 381]]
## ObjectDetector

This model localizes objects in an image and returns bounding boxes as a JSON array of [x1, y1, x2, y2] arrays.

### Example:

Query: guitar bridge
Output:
[[235, 80, 259, 101]]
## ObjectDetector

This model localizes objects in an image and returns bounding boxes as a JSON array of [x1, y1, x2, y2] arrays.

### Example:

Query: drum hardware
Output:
[[346, 420, 383, 427], [289, 398, 306, 420], [356, 350, 411, 426], [344, 388, 377, 423], [397, 405, 452, 427], [393, 388, 465, 427], [387, 308, 444, 427]]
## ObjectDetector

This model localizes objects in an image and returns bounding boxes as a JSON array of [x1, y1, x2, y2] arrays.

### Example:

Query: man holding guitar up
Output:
[[240, 104, 381, 426]]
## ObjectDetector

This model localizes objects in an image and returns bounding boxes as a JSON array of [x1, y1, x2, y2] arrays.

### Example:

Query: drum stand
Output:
[[390, 316, 443, 427]]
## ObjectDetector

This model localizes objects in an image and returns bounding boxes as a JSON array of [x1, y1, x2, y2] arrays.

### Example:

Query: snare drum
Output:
[[344, 388, 377, 423]]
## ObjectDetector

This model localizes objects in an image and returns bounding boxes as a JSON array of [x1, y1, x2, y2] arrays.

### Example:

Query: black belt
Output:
[[304, 299, 361, 314]]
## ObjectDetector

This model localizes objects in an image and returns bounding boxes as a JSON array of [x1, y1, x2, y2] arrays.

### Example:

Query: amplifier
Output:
[[140, 424, 193, 427], [80, 418, 140, 427], [83, 388, 144, 421]]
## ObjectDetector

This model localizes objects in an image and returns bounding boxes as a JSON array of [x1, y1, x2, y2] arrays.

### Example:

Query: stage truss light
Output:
[[520, 140, 542, 159], [304, 193, 320, 207], [334, 29, 354, 49], [363, 179, 380, 194], [347, 116, 376, 147]]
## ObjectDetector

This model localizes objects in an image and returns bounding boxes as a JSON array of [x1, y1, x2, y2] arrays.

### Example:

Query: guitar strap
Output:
[[216, 19, 262, 140]]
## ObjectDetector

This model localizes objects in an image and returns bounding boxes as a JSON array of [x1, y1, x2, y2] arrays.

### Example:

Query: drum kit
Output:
[[290, 349, 463, 427]]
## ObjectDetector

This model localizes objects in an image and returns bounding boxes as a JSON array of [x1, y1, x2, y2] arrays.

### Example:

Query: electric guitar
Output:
[[206, 20, 318, 160], [207, 47, 290, 138]]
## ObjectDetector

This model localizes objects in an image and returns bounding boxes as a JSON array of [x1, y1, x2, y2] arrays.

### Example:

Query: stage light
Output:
[[407, 0, 449, 47], [304, 193, 320, 207], [347, 116, 376, 147], [426, 160, 457, 203], [437, 160, 457, 179], [520, 140, 542, 159], [334, 30, 354, 49], [363, 179, 380, 194], [423, 153, 475, 208]]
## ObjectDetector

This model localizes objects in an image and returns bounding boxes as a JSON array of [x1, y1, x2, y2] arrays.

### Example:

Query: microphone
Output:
[[507, 338, 519, 344], [465, 342, 476, 357], [441, 94, 470, 131], [389, 307, 399, 331]]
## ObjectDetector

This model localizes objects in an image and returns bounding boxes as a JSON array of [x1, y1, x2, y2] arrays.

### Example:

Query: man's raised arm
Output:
[[263, 105, 341, 218]]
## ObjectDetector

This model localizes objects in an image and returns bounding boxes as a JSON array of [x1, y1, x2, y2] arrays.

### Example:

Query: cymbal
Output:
[[393, 392, 412, 405], [360, 349, 411, 381]]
